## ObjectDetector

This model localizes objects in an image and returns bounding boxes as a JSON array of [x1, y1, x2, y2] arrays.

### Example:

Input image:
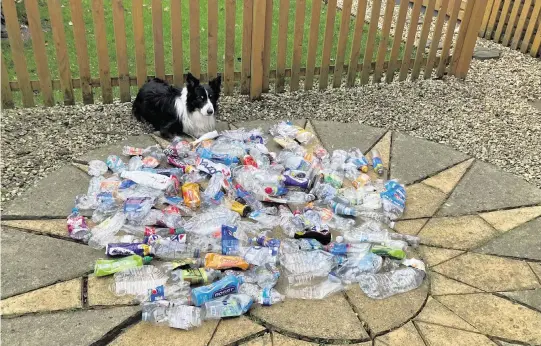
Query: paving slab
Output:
[[475, 217, 541, 261], [418, 215, 499, 250], [1, 219, 69, 238], [1, 306, 139, 346], [311, 120, 386, 153], [233, 119, 307, 154], [374, 321, 425, 346], [250, 293, 368, 340], [110, 320, 219, 346], [241, 333, 272, 346], [393, 218, 428, 236], [345, 279, 429, 334], [77, 135, 158, 163], [209, 316, 265, 346], [1, 228, 103, 298], [479, 206, 541, 232], [530, 262, 541, 282], [416, 322, 497, 346], [1, 278, 82, 316], [2, 166, 89, 218], [438, 161, 541, 216], [415, 297, 479, 332], [422, 158, 474, 194], [418, 246, 464, 267], [501, 289, 541, 311], [436, 293, 541, 345], [429, 271, 482, 296], [87, 275, 137, 307], [402, 183, 447, 219], [271, 332, 318, 345], [432, 252, 541, 292], [391, 132, 470, 186]]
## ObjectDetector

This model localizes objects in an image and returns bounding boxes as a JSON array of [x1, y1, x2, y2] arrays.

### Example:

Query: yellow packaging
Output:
[[182, 182, 201, 209], [204, 253, 250, 270], [352, 173, 371, 189]]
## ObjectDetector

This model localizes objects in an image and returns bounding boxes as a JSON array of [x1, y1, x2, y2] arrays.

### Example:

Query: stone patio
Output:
[[2, 120, 541, 346]]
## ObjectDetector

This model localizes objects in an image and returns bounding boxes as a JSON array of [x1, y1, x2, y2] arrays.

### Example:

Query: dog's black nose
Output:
[[207, 109, 214, 115]]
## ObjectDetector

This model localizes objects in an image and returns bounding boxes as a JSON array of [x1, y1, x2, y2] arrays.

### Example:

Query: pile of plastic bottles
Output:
[[67, 121, 425, 330]]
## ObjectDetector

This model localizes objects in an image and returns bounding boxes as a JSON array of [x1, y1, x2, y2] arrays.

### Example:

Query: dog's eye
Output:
[[200, 96, 205, 100]]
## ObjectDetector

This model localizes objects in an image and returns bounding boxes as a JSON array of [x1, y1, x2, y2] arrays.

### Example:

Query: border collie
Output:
[[132, 73, 221, 138]]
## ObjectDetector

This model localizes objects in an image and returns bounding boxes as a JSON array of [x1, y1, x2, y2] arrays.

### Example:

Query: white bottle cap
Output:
[[335, 235, 344, 243]]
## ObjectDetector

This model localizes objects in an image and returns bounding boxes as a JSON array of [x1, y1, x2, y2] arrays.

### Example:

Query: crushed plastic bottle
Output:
[[111, 265, 169, 297], [357, 268, 425, 299], [201, 294, 253, 319], [285, 278, 344, 299], [142, 301, 202, 330], [240, 283, 285, 306], [67, 208, 91, 241]]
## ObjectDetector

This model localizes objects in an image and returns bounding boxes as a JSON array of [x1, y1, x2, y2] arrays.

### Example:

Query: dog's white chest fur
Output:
[[174, 88, 216, 138]]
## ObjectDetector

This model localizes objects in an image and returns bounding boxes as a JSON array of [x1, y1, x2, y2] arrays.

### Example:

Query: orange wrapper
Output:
[[204, 253, 250, 270], [182, 182, 201, 209]]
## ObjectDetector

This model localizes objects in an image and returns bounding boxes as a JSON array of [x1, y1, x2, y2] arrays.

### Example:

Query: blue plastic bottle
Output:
[[191, 275, 243, 306]]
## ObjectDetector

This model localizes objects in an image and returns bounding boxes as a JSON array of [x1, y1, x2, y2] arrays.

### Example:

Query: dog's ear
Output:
[[210, 75, 222, 93], [186, 72, 200, 89]]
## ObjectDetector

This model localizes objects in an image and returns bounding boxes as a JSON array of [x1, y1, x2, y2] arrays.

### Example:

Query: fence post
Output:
[[451, 0, 488, 79], [250, 0, 267, 100]]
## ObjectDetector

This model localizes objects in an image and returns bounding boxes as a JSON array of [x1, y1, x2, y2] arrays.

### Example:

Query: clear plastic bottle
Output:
[[284, 191, 316, 204], [201, 294, 253, 319], [88, 212, 127, 249], [278, 205, 304, 237], [357, 268, 425, 299], [249, 147, 271, 169], [142, 301, 202, 330], [240, 283, 285, 306], [285, 278, 344, 299], [280, 250, 337, 275], [343, 222, 420, 247], [234, 183, 264, 211], [67, 208, 90, 241], [110, 266, 169, 297]]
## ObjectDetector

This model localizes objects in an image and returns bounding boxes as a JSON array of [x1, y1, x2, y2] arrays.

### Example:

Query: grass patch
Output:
[[2, 0, 404, 106]]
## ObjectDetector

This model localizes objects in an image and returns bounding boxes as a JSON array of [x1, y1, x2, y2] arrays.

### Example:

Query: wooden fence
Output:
[[1, 0, 486, 108], [479, 0, 541, 56]]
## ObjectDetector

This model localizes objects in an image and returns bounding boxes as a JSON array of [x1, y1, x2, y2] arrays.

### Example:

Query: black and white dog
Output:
[[132, 73, 221, 138]]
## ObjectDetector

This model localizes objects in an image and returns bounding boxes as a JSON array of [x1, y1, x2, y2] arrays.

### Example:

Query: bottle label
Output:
[[261, 288, 272, 306], [149, 285, 165, 302], [221, 225, 240, 256], [182, 269, 208, 284]]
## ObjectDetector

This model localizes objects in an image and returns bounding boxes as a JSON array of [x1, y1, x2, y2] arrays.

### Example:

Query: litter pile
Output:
[[67, 121, 425, 330]]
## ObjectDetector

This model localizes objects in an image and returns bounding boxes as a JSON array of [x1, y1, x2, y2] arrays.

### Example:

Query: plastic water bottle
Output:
[[278, 205, 304, 237], [284, 191, 316, 204], [110, 266, 169, 298], [357, 268, 425, 299], [240, 283, 285, 306], [88, 212, 127, 249], [371, 149, 384, 176], [344, 222, 420, 247], [140, 282, 192, 303], [142, 301, 202, 330], [285, 278, 344, 299], [280, 250, 337, 275], [201, 294, 253, 319]]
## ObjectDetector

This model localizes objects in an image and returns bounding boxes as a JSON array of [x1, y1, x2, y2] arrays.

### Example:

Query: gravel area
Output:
[[2, 38, 540, 203]]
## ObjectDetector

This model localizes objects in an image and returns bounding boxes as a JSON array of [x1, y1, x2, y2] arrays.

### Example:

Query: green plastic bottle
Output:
[[371, 245, 406, 260], [94, 255, 152, 277]]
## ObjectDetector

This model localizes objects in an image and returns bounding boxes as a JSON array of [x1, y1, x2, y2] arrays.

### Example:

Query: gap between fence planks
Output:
[[290, 0, 306, 91], [262, 0, 273, 92], [171, 0, 184, 87], [346, 0, 368, 87], [208, 0, 219, 80], [373, 0, 396, 84], [411, 0, 435, 80], [1, 52, 14, 108], [521, 0, 541, 54], [332, 0, 353, 88], [241, 0, 254, 94], [91, 0, 113, 104], [3, 0, 34, 107], [479, 0, 496, 37], [305, 0, 322, 90], [425, 0, 450, 79], [437, 0, 461, 78], [112, 0, 131, 102], [224, 0, 236, 95], [152, 0, 165, 79], [319, 0, 337, 90], [494, 0, 513, 43], [501, 0, 522, 47], [69, 0, 93, 104], [25, 0, 54, 106], [485, 0, 502, 39], [189, 1, 201, 79], [275, 0, 290, 93], [510, 0, 532, 50], [132, 0, 147, 87]]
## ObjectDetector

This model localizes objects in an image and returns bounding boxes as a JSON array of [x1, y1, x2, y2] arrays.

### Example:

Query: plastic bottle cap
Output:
[[264, 187, 273, 194], [336, 235, 344, 243], [143, 256, 153, 264]]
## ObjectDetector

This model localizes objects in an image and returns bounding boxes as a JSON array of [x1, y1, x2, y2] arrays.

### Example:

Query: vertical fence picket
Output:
[[531, 25, 541, 57], [485, 0, 502, 39], [208, 0, 219, 80], [411, 0, 435, 81], [1, 53, 14, 108], [494, 0, 512, 42], [373, 0, 395, 84], [399, 0, 422, 81], [521, 0, 541, 53], [452, 0, 488, 79], [25, 0, 54, 106], [224, 0, 236, 95], [346, 0, 368, 87], [48, 0, 75, 104], [385, 0, 409, 83], [319, 0, 337, 90], [511, 0, 532, 50], [275, 0, 290, 92], [332, 0, 352, 88], [189, 1, 201, 78], [112, 0, 131, 102], [480, 0, 496, 37], [171, 0, 183, 87], [304, 0, 322, 90], [262, 0, 273, 92], [360, 0, 381, 85], [69, 0, 93, 104], [152, 0, 165, 79], [132, 0, 147, 87], [502, 0, 522, 46], [251, 0, 267, 99], [424, 0, 450, 79], [437, 0, 461, 78], [290, 0, 306, 91], [91, 0, 112, 103], [241, 0, 254, 94]]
